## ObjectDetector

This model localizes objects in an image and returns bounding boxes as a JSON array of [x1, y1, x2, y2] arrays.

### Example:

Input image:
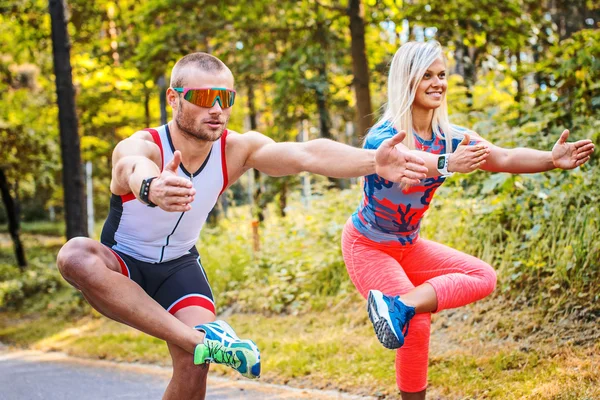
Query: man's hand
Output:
[[375, 131, 428, 185], [447, 133, 490, 173], [552, 129, 595, 170], [147, 151, 196, 212]]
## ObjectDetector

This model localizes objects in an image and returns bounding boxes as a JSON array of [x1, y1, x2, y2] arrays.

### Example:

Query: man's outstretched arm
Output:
[[243, 130, 428, 185]]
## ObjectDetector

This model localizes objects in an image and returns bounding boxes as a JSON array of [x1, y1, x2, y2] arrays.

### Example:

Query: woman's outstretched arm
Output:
[[474, 129, 594, 173]]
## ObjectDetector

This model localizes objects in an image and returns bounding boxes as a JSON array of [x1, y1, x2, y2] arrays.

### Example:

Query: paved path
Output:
[[0, 348, 375, 400]]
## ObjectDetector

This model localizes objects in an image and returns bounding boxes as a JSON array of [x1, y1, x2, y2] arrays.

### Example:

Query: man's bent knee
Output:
[[56, 237, 109, 288]]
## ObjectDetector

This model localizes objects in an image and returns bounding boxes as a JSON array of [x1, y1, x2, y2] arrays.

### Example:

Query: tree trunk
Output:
[[247, 81, 264, 223], [278, 181, 287, 218], [514, 48, 523, 119], [144, 87, 151, 128], [453, 41, 466, 79], [315, 80, 342, 188], [49, 0, 88, 239], [158, 75, 167, 125], [0, 169, 26, 269], [551, 0, 591, 40], [316, 66, 332, 140], [515, 51, 522, 103], [314, 4, 341, 188], [220, 193, 228, 218], [348, 0, 373, 137], [464, 46, 478, 108]]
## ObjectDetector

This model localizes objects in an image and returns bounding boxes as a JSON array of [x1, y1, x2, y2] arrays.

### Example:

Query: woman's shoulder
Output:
[[441, 123, 472, 136], [364, 121, 396, 149], [438, 123, 481, 139]]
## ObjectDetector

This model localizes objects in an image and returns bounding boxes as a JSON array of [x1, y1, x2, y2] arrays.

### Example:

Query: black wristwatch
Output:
[[139, 177, 158, 207]]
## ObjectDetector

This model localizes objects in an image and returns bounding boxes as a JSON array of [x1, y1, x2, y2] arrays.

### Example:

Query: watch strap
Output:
[[139, 177, 158, 207]]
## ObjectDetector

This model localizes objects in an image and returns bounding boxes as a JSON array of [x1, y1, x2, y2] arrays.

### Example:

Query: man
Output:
[[56, 52, 428, 400]]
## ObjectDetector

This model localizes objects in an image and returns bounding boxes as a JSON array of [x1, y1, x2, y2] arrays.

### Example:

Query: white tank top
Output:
[[101, 124, 228, 263]]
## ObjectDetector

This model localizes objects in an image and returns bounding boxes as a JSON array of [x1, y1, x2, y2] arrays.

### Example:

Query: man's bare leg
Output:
[[163, 306, 216, 400], [56, 237, 204, 354]]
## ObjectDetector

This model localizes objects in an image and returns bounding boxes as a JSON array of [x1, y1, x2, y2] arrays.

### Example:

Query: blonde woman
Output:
[[341, 41, 594, 399]]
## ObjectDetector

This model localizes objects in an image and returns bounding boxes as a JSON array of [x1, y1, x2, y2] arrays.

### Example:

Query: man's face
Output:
[[169, 68, 235, 142]]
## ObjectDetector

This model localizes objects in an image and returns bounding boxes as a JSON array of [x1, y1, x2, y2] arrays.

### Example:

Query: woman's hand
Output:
[[447, 133, 491, 173], [552, 129, 595, 170]]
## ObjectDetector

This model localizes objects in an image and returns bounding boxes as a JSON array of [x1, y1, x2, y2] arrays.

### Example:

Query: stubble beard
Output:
[[175, 102, 227, 142]]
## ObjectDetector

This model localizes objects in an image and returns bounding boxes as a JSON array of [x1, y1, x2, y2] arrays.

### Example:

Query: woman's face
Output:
[[412, 57, 447, 111]]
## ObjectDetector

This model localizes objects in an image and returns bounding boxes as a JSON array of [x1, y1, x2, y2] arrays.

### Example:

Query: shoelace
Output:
[[390, 297, 415, 337], [206, 340, 240, 368]]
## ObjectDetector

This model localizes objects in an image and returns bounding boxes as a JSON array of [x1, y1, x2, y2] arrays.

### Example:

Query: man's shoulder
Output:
[[113, 129, 161, 159], [224, 129, 242, 142], [129, 129, 156, 142], [226, 129, 263, 140], [226, 130, 273, 148]]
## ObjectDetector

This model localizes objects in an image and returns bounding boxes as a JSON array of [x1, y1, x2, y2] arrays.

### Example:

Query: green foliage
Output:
[[0, 241, 92, 316], [0, 7, 62, 206], [3, 0, 596, 220], [0, 221, 65, 236], [522, 29, 600, 130], [0, 262, 65, 310], [1, 1, 597, 318], [202, 189, 360, 314]]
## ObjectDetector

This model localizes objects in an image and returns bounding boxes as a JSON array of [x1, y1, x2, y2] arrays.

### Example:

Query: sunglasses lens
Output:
[[184, 89, 235, 108]]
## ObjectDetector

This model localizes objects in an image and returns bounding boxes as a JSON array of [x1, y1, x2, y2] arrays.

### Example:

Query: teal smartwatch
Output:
[[436, 154, 453, 177]]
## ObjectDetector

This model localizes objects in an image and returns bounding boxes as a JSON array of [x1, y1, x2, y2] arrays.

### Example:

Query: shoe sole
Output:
[[217, 321, 261, 379], [233, 340, 261, 379], [246, 340, 261, 379], [367, 290, 402, 349]]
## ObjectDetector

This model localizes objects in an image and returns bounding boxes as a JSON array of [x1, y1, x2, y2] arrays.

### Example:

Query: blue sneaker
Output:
[[367, 290, 416, 349], [193, 320, 261, 379]]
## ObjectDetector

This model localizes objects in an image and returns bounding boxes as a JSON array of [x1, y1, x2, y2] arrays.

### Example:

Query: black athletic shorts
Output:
[[107, 246, 215, 315]]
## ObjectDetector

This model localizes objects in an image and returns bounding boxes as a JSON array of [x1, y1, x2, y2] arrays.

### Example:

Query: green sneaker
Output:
[[194, 320, 261, 379]]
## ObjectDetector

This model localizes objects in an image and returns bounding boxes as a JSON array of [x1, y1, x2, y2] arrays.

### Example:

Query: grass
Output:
[[428, 347, 600, 399], [0, 189, 598, 399], [1, 291, 599, 399], [0, 220, 65, 236]]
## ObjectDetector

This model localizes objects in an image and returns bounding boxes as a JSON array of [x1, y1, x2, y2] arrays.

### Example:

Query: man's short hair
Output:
[[170, 53, 227, 87]]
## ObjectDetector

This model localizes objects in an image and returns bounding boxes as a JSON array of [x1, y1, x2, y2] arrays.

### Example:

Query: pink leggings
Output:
[[341, 219, 496, 393]]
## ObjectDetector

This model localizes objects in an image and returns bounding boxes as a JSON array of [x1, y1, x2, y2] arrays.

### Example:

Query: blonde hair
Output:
[[376, 41, 459, 151]]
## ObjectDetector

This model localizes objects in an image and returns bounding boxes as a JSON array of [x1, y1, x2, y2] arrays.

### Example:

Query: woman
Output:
[[341, 41, 594, 399]]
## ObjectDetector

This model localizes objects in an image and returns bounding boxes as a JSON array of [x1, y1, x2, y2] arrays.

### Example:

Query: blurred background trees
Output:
[[1, 0, 597, 223], [0, 1, 598, 309]]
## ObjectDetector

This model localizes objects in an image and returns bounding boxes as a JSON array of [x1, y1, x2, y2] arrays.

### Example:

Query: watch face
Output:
[[437, 155, 446, 169]]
